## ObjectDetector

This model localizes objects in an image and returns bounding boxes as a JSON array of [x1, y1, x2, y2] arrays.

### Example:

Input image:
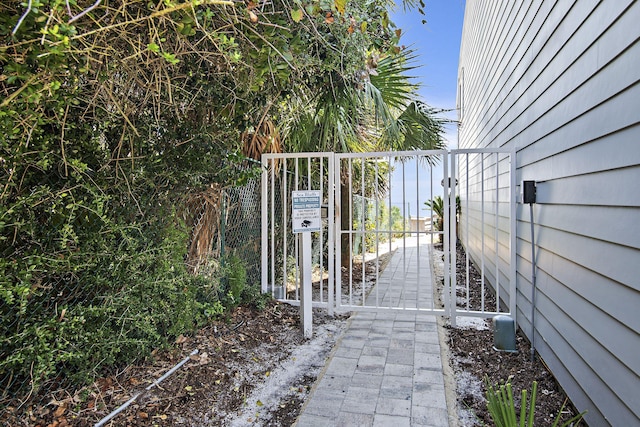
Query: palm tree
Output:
[[280, 49, 447, 155], [425, 196, 445, 233], [284, 49, 448, 262], [425, 195, 460, 243]]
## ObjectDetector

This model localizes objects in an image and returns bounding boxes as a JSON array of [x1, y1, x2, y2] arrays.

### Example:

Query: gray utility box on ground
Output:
[[492, 315, 517, 353]]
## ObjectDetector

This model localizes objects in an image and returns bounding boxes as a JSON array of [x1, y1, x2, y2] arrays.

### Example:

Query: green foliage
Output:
[[222, 254, 247, 307], [0, 212, 221, 388], [355, 201, 405, 254], [240, 283, 273, 311], [424, 195, 460, 233], [485, 377, 586, 427], [485, 377, 538, 427], [389, 206, 407, 235], [219, 253, 271, 310]]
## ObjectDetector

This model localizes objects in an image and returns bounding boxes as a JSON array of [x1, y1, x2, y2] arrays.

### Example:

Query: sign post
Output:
[[292, 190, 321, 339]]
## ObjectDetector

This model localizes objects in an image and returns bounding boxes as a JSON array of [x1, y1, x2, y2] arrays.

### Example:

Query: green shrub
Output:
[[0, 212, 227, 390], [218, 253, 271, 311], [225, 254, 247, 305]]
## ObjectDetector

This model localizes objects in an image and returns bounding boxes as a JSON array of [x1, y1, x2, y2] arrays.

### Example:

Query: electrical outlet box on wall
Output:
[[521, 180, 536, 204]]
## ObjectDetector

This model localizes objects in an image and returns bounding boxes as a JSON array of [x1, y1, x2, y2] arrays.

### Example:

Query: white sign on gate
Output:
[[292, 190, 321, 233]]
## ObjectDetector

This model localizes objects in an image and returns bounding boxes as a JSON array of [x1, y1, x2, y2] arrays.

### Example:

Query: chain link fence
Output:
[[186, 178, 263, 284], [0, 177, 264, 419]]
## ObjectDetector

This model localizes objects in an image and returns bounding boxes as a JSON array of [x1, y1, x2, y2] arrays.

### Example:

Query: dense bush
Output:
[[0, 141, 231, 391], [0, 0, 279, 400]]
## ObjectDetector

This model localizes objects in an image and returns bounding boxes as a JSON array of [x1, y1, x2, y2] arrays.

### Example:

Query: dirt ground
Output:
[[2, 246, 586, 426], [1, 302, 349, 427], [434, 242, 586, 426]]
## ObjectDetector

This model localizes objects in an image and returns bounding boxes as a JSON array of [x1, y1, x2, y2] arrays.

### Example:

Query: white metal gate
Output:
[[261, 149, 516, 325]]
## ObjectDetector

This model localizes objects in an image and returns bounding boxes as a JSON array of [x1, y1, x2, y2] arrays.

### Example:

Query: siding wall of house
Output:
[[457, 1, 640, 425]]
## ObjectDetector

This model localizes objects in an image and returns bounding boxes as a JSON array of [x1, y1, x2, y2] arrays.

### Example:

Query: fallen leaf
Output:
[[325, 12, 334, 24], [175, 334, 188, 344], [256, 400, 263, 407], [98, 377, 113, 392], [53, 406, 66, 418], [138, 412, 149, 419], [291, 8, 303, 23], [249, 10, 258, 23]]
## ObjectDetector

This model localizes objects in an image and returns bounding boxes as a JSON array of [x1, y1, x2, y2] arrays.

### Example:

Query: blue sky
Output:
[[388, 1, 466, 216], [391, 0, 466, 147]]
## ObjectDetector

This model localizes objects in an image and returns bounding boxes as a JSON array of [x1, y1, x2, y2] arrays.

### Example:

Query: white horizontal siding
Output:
[[521, 124, 640, 182], [523, 204, 640, 249], [537, 166, 640, 207], [458, 1, 640, 425]]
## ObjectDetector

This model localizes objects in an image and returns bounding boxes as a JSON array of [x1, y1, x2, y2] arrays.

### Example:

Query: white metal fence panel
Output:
[[334, 150, 450, 315], [261, 153, 335, 315], [451, 148, 517, 327]]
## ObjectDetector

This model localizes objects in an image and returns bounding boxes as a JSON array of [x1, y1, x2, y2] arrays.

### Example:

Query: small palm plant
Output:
[[424, 195, 445, 234]]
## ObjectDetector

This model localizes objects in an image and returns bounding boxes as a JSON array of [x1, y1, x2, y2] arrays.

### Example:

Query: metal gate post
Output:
[[261, 156, 269, 294], [442, 153, 451, 321], [333, 155, 342, 313], [509, 148, 517, 330], [327, 153, 335, 316], [300, 232, 313, 338], [449, 152, 458, 327]]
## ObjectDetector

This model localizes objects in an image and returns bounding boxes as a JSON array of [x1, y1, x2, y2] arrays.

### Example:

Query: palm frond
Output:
[[393, 101, 448, 151], [368, 51, 419, 112]]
